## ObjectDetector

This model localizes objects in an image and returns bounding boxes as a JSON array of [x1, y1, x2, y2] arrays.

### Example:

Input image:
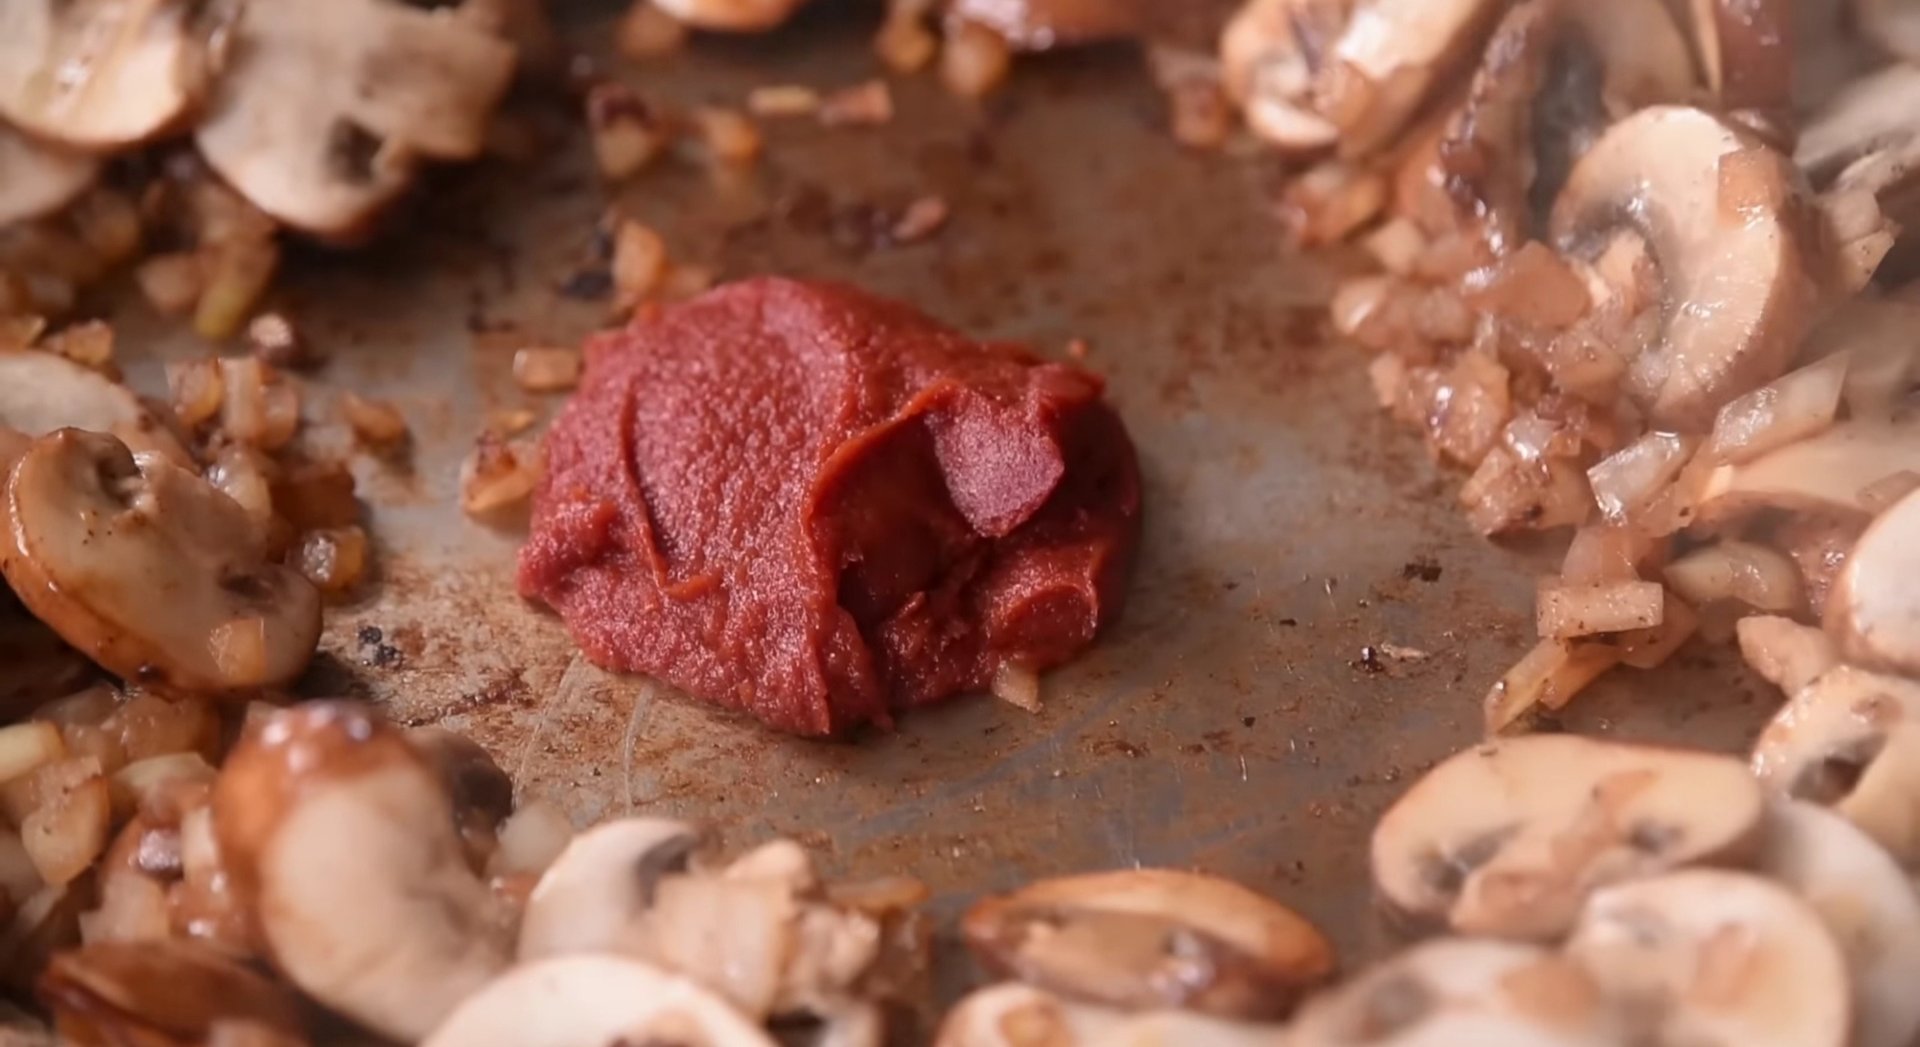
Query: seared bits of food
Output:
[[519, 278, 1142, 736]]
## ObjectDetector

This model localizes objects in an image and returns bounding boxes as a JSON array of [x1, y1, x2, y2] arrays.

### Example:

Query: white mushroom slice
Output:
[[1695, 417, 1920, 521], [1565, 869, 1850, 1047], [1757, 801, 1920, 1047], [194, 0, 516, 239], [0, 127, 97, 228], [1288, 939, 1622, 1046], [1831, 486, 1920, 676], [1371, 734, 1765, 939], [518, 817, 702, 961], [959, 868, 1334, 1020], [935, 982, 1290, 1047], [1219, 0, 1504, 158], [1735, 615, 1839, 695], [648, 0, 811, 32], [0, 351, 190, 465], [38, 938, 308, 1045], [0, 0, 231, 152], [212, 703, 514, 1042], [1, 430, 319, 695], [1551, 106, 1815, 430], [422, 954, 777, 1047], [1751, 665, 1920, 866], [948, 0, 1139, 50]]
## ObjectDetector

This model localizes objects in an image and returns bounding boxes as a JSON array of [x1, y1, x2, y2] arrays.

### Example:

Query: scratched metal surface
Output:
[[111, 0, 1778, 1011]]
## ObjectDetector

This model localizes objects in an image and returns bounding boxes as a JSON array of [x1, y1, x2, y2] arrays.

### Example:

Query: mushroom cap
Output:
[[1288, 938, 1622, 1046], [1830, 486, 1920, 676], [0, 429, 319, 695], [0, 126, 98, 228], [421, 954, 778, 1047], [212, 702, 514, 1042], [1696, 418, 1920, 521], [0, 0, 230, 153], [1757, 801, 1920, 1047], [1565, 869, 1850, 1047], [1218, 0, 1340, 152], [1551, 106, 1815, 429], [1371, 734, 1766, 939], [517, 816, 701, 962], [947, 0, 1140, 50], [36, 938, 307, 1045], [194, 0, 516, 239], [934, 982, 1291, 1047], [1750, 665, 1920, 866], [960, 868, 1334, 1020], [0, 351, 191, 465]]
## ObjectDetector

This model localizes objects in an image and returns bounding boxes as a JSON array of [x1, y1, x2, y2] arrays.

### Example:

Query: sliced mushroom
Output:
[[1735, 614, 1839, 695], [960, 868, 1333, 1020], [1425, 0, 1695, 250], [640, 0, 810, 32], [0, 430, 320, 695], [1219, 0, 1506, 158], [37, 938, 307, 1046], [1750, 665, 1920, 866], [0, 351, 190, 465], [409, 726, 515, 871], [212, 702, 515, 1042], [1757, 801, 1920, 1047], [1551, 106, 1817, 429], [422, 954, 776, 1047], [194, 0, 516, 239], [1371, 734, 1765, 939], [1288, 938, 1622, 1045], [0, 0, 233, 152], [936, 982, 1291, 1047], [521, 821, 910, 1040], [948, 0, 1139, 50], [517, 817, 701, 961], [1678, 0, 1794, 112], [1695, 417, 1920, 521], [1564, 869, 1850, 1047], [0, 127, 97, 228], [1830, 486, 1920, 676]]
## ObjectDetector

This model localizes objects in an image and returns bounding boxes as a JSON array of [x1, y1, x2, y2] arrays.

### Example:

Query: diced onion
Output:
[[1460, 242, 1590, 328], [1587, 431, 1698, 522], [19, 761, 109, 887], [819, 81, 895, 128], [0, 724, 66, 786], [1560, 524, 1668, 584], [1483, 638, 1622, 734], [294, 527, 370, 595], [1662, 540, 1804, 614], [1703, 351, 1850, 465], [1611, 591, 1699, 670], [461, 433, 540, 516], [488, 800, 574, 879], [339, 392, 410, 449], [1535, 579, 1666, 639], [991, 662, 1041, 713], [616, 1, 688, 58], [586, 83, 670, 182], [941, 17, 1012, 98], [512, 347, 582, 393]]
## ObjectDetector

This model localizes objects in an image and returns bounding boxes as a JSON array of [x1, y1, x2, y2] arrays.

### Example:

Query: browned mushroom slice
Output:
[[1552, 106, 1817, 429], [517, 818, 701, 961], [194, 0, 516, 239], [1832, 486, 1920, 676], [936, 982, 1292, 1047], [1, 430, 319, 695], [0, 351, 190, 465], [1288, 938, 1622, 1046], [0, 127, 97, 228], [212, 702, 515, 1042], [1371, 734, 1765, 939], [37, 938, 307, 1046], [1427, 0, 1696, 250], [1219, 0, 1506, 158], [1565, 869, 1850, 1047], [0, 0, 233, 152], [1678, 0, 1794, 112], [948, 0, 1139, 50], [648, 0, 811, 31], [423, 955, 778, 1047], [1751, 665, 1920, 866], [960, 869, 1334, 1020]]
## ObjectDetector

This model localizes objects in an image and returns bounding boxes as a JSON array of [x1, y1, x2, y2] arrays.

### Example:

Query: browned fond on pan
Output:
[[103, 0, 1775, 1011]]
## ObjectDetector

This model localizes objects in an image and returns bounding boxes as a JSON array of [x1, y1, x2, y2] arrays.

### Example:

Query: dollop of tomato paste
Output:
[[517, 278, 1141, 736]]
